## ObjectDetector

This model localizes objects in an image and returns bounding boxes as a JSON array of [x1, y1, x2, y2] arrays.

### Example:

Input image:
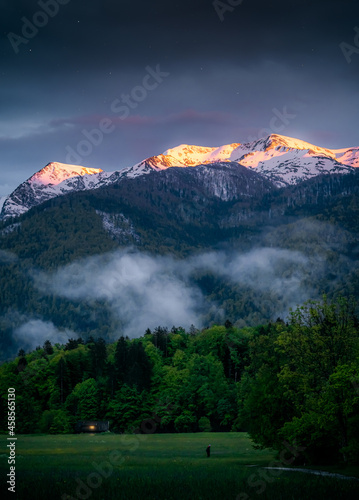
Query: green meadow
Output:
[[1, 432, 358, 500]]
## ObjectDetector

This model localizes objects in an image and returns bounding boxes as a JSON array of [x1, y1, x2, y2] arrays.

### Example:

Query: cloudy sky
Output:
[[1, 0, 359, 196]]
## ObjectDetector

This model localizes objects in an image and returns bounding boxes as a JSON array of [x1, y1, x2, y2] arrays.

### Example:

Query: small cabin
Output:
[[75, 420, 110, 433]]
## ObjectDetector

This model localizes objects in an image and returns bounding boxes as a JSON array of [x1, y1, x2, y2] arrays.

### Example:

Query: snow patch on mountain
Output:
[[332, 147, 359, 168], [96, 210, 140, 243], [0, 222, 21, 236]]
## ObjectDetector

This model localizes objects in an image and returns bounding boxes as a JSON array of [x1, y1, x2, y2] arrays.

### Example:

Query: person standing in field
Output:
[[206, 444, 211, 457]]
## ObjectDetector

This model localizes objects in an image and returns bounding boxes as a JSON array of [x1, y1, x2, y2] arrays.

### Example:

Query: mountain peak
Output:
[[30, 162, 103, 186], [161, 143, 241, 166], [268, 134, 339, 159], [1, 162, 104, 219]]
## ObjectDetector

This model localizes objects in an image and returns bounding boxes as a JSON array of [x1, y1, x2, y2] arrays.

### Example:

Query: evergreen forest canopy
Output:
[[1, 297, 358, 467]]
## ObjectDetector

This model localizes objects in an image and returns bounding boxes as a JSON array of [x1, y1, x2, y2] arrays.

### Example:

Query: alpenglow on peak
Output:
[[1, 134, 358, 219]]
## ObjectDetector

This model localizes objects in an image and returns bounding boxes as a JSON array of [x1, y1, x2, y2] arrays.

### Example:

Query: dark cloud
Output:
[[1, 0, 359, 194]]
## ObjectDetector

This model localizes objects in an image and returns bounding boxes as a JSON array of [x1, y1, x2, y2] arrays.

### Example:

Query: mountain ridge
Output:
[[1, 134, 358, 219]]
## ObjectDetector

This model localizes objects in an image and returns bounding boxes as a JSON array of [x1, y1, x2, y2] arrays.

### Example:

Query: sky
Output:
[[1, 0, 359, 196]]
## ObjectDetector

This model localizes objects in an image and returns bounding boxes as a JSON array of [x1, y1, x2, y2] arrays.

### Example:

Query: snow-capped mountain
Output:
[[1, 162, 151, 218], [132, 135, 357, 188], [230, 135, 354, 187], [2, 163, 102, 218], [30, 162, 104, 185], [1, 135, 358, 219]]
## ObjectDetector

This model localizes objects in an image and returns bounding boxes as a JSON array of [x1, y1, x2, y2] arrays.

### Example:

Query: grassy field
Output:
[[1, 432, 358, 499]]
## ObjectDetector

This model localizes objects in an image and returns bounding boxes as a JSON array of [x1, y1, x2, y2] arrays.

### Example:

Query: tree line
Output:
[[0, 297, 358, 466]]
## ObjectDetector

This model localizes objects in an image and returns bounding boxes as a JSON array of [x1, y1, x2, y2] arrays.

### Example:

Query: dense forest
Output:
[[1, 297, 358, 466]]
